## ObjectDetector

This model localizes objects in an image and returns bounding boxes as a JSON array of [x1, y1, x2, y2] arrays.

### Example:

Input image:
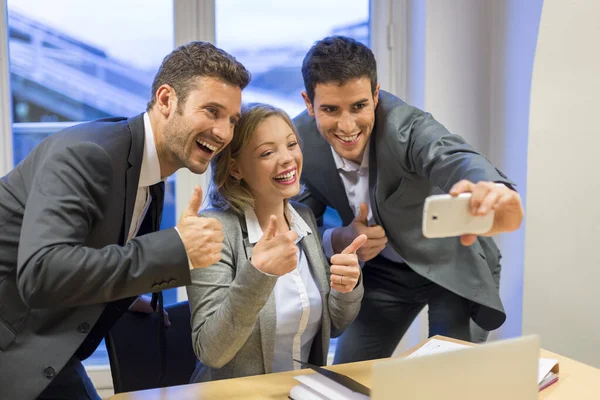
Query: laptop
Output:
[[371, 335, 541, 400]]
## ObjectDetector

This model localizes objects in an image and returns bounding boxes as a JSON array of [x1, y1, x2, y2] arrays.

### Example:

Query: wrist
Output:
[[331, 227, 347, 254]]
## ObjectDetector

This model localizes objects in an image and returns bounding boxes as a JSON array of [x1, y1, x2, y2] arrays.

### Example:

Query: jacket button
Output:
[[151, 284, 160, 291], [159, 282, 168, 290], [44, 367, 55, 379], [77, 322, 91, 333], [168, 279, 176, 285]]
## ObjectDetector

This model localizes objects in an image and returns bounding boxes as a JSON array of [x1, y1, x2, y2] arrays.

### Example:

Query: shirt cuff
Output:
[[173, 226, 194, 270], [322, 228, 336, 260]]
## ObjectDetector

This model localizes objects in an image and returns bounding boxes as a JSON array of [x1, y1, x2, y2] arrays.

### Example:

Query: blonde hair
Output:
[[209, 103, 301, 215]]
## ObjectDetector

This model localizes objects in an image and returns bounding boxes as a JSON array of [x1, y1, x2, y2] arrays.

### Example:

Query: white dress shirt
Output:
[[322, 141, 405, 264], [127, 113, 163, 241], [245, 205, 323, 372]]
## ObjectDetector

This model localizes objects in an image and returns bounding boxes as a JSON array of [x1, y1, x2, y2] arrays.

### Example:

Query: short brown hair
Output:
[[209, 103, 300, 214], [147, 41, 251, 110]]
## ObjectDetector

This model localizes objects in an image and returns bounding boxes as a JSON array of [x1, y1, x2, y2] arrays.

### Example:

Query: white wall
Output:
[[523, 0, 600, 368], [391, 0, 544, 352]]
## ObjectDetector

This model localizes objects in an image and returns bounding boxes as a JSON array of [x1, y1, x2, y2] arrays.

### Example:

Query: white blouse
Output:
[[245, 205, 323, 372]]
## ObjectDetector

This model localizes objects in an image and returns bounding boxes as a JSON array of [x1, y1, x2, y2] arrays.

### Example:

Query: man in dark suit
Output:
[[293, 36, 524, 364], [0, 41, 250, 400]]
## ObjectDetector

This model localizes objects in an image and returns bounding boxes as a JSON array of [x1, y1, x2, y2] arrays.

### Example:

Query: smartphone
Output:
[[422, 193, 494, 239]]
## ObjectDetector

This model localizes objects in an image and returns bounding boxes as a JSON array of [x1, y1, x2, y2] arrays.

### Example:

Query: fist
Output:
[[251, 215, 299, 276], [176, 186, 225, 268]]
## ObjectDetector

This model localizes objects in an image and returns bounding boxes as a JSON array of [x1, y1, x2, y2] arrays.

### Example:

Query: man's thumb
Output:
[[185, 185, 203, 216], [353, 202, 369, 224], [342, 234, 368, 254], [262, 215, 278, 240]]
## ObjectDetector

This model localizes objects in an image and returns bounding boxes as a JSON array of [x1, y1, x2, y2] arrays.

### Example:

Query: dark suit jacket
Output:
[[293, 90, 513, 332], [0, 114, 191, 399]]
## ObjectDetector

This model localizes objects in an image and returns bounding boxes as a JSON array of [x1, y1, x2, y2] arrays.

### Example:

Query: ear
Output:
[[229, 159, 242, 181], [301, 91, 315, 117], [154, 84, 178, 118], [373, 83, 381, 108]]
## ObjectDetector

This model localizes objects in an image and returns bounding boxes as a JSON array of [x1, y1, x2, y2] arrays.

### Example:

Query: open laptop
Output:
[[371, 335, 540, 400]]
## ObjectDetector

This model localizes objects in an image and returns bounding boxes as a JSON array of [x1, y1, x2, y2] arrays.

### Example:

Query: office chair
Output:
[[105, 300, 197, 394]]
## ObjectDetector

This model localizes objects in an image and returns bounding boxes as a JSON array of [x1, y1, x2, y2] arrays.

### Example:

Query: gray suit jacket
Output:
[[186, 203, 363, 383], [294, 90, 513, 331], [0, 114, 191, 400]]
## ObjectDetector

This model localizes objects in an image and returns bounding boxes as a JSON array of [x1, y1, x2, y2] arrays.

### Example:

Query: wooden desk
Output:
[[112, 345, 600, 400]]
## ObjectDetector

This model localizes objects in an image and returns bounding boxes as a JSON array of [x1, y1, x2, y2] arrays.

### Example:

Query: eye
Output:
[[260, 150, 273, 158], [322, 106, 337, 113], [230, 117, 239, 126], [206, 107, 218, 117], [354, 103, 366, 110], [288, 141, 298, 149]]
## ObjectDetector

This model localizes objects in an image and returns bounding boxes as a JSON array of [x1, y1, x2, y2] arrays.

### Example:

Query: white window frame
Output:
[[0, 0, 12, 176]]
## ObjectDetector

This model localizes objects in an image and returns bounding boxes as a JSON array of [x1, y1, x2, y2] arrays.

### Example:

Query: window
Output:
[[215, 0, 370, 363], [6, 0, 175, 370]]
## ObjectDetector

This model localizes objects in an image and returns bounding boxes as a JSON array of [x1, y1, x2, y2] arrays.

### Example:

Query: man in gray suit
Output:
[[0, 41, 250, 400], [293, 36, 524, 364]]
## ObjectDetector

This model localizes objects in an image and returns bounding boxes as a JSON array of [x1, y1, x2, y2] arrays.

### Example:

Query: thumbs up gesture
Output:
[[176, 186, 225, 268], [251, 215, 299, 276], [331, 203, 388, 262], [330, 234, 367, 293]]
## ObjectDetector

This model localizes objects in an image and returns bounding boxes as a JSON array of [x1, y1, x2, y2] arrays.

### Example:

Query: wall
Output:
[[523, 0, 600, 368]]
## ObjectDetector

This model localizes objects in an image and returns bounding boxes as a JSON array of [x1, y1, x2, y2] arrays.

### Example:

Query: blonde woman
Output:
[[186, 103, 366, 382]]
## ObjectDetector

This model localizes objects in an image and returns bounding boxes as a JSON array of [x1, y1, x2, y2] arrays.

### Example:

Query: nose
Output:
[[338, 111, 356, 134], [212, 118, 233, 144], [279, 148, 294, 166]]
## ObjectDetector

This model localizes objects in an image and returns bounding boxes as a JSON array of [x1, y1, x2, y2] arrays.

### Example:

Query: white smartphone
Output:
[[422, 193, 494, 239]]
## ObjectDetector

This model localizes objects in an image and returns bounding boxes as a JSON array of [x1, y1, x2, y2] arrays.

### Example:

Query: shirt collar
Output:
[[139, 112, 162, 187], [245, 203, 312, 244], [330, 139, 370, 174]]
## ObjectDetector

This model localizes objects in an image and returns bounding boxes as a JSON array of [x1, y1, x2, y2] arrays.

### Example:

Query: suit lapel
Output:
[[122, 114, 146, 244], [304, 130, 354, 223], [239, 215, 276, 373], [368, 125, 383, 226]]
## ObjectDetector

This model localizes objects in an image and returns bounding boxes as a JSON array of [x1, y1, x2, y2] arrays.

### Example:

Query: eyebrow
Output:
[[253, 132, 295, 150], [205, 102, 242, 120], [319, 98, 369, 108]]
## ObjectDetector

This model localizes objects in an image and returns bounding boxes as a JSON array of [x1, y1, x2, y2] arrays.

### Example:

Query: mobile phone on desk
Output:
[[422, 193, 494, 239]]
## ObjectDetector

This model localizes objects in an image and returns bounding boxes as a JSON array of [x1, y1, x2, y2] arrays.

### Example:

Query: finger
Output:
[[477, 190, 501, 215], [449, 179, 475, 196], [353, 202, 369, 224], [330, 264, 361, 278], [262, 215, 278, 240], [164, 310, 171, 327], [284, 229, 299, 243], [460, 234, 477, 246], [494, 191, 521, 210], [363, 225, 386, 239], [469, 182, 493, 216], [342, 234, 367, 254], [330, 281, 352, 293], [185, 185, 203, 216], [361, 237, 388, 249]]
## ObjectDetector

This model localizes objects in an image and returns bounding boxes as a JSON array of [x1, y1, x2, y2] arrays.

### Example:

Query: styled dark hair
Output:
[[147, 41, 251, 110], [301, 36, 377, 102]]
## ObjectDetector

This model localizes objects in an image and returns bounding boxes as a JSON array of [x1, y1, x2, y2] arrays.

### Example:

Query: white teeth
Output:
[[274, 170, 296, 180], [196, 139, 218, 151], [337, 134, 359, 142]]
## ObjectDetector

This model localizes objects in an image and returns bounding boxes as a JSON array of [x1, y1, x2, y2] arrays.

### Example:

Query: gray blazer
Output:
[[0, 115, 190, 400], [294, 90, 513, 331], [186, 202, 363, 383]]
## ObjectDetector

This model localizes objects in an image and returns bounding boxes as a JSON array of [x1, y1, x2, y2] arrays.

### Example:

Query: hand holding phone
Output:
[[422, 193, 494, 239]]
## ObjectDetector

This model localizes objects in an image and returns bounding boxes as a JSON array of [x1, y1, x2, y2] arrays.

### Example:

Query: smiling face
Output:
[[232, 115, 303, 206], [302, 77, 379, 164], [159, 76, 242, 175]]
